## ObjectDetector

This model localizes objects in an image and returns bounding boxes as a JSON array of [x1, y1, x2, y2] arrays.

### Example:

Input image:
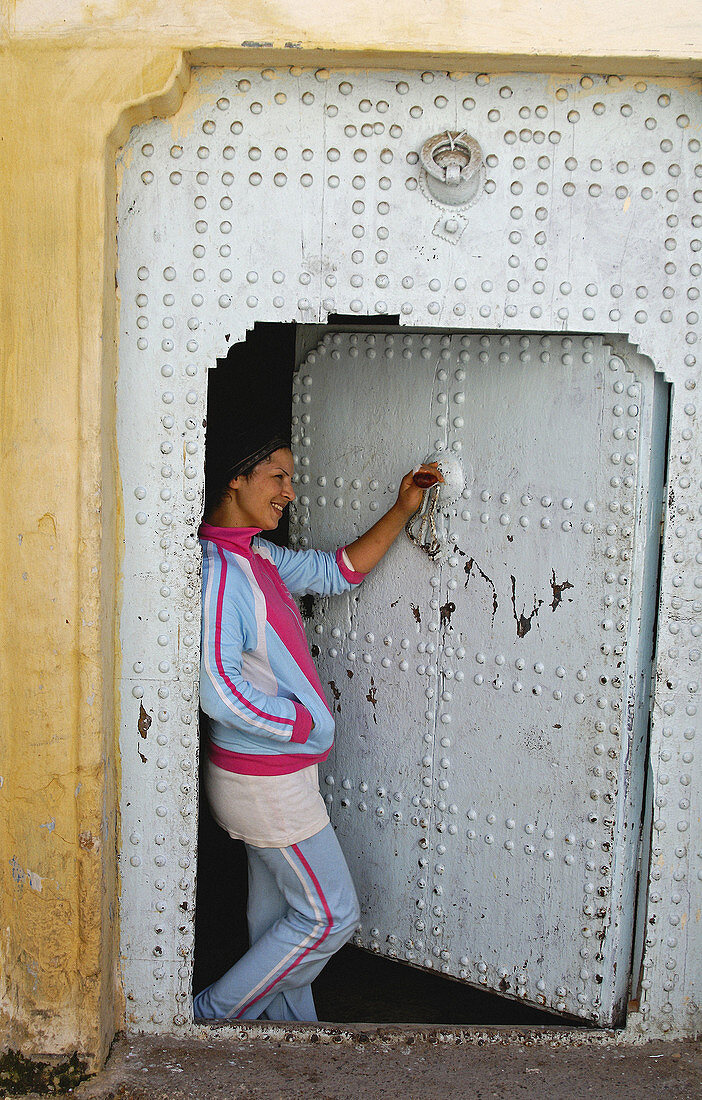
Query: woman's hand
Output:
[[344, 462, 443, 574], [394, 463, 443, 521]]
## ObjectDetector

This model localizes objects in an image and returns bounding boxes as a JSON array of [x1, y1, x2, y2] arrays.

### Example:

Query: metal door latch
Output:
[[419, 131, 485, 208], [405, 451, 467, 560]]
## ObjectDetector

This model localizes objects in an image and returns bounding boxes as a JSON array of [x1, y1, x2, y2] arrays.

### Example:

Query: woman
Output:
[[193, 429, 438, 1022]]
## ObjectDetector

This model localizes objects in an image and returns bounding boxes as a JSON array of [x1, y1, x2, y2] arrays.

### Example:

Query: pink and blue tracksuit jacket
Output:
[[198, 523, 366, 776]]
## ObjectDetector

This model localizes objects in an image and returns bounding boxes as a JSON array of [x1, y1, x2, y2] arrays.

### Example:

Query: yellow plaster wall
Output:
[[0, 41, 186, 1065], [3, 0, 702, 75], [0, 0, 700, 1069]]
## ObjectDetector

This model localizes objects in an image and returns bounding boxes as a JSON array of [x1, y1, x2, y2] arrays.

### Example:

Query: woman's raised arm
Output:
[[344, 463, 441, 574]]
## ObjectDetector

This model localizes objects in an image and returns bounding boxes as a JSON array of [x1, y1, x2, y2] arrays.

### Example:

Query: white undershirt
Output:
[[204, 757, 330, 848]]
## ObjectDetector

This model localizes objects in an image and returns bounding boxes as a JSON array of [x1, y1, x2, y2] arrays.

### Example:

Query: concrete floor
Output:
[[12, 1028, 701, 1100]]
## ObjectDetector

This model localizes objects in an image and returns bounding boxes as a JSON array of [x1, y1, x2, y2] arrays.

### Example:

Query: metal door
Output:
[[115, 65, 702, 1036], [289, 327, 663, 1024]]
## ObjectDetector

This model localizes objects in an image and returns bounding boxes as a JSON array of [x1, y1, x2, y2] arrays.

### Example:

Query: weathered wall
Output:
[[0, 0, 700, 1070], [0, 41, 185, 1067], [3, 0, 702, 75]]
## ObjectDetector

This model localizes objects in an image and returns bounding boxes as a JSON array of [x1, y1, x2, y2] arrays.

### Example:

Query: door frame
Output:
[[114, 64, 699, 1039]]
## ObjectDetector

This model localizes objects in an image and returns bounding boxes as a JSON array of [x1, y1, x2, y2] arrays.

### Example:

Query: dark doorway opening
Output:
[[192, 321, 581, 1027]]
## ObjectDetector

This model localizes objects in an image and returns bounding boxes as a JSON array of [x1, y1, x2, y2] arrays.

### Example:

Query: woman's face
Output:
[[230, 447, 296, 530]]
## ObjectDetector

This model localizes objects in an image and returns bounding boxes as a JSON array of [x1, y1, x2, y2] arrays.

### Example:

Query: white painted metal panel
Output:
[[293, 331, 454, 962], [289, 330, 658, 1024], [116, 65, 701, 1037]]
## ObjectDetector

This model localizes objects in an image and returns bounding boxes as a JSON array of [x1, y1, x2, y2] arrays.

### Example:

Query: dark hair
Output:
[[203, 325, 293, 519]]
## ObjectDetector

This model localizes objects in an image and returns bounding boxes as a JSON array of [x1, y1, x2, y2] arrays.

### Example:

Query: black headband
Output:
[[224, 433, 291, 482]]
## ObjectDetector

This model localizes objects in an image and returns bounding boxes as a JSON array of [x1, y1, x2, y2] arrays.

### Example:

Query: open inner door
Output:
[[289, 327, 665, 1025]]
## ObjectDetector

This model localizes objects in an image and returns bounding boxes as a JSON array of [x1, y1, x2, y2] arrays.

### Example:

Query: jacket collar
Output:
[[198, 522, 261, 555]]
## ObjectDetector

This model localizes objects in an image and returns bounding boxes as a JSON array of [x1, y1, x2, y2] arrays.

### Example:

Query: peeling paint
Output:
[[366, 677, 378, 724], [27, 870, 42, 893], [410, 603, 421, 625], [550, 569, 574, 612], [328, 678, 342, 713], [10, 857, 25, 890], [510, 575, 543, 638], [39, 819, 55, 833], [137, 703, 152, 738], [464, 558, 498, 625], [439, 600, 455, 629]]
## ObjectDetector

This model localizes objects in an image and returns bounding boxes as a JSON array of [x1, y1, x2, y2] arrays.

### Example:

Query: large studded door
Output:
[[289, 328, 662, 1025]]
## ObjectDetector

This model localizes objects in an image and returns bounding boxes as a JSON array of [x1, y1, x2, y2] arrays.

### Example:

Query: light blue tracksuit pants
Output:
[[193, 823, 360, 1022]]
